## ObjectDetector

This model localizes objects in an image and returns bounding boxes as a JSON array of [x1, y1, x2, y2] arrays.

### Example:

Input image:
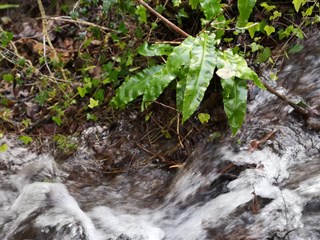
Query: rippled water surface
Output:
[[1, 41, 320, 240]]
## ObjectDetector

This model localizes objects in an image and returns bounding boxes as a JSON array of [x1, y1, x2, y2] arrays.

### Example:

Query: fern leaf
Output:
[[138, 42, 173, 56], [181, 33, 217, 123], [142, 66, 177, 110], [237, 0, 256, 27], [221, 77, 247, 135], [199, 0, 222, 20], [216, 49, 264, 135], [166, 36, 195, 73], [110, 65, 164, 109], [216, 49, 264, 89], [176, 67, 189, 113]]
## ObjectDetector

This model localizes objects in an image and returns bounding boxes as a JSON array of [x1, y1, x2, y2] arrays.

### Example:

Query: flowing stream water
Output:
[[1, 40, 320, 240]]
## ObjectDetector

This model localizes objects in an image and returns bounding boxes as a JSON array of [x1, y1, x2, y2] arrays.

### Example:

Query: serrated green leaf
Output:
[[181, 34, 217, 123], [264, 25, 275, 36], [110, 65, 165, 108], [199, 0, 222, 20], [3, 73, 14, 82], [237, 0, 257, 27], [35, 91, 49, 106], [138, 42, 173, 56], [0, 143, 8, 152], [221, 77, 247, 135]]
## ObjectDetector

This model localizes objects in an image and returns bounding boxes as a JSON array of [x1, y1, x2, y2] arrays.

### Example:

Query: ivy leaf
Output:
[[260, 2, 276, 12], [293, 0, 307, 12], [221, 77, 247, 135], [302, 6, 314, 17], [181, 33, 217, 123], [88, 98, 99, 108], [189, 0, 200, 9], [110, 65, 165, 108], [270, 11, 282, 20], [198, 113, 210, 124], [264, 25, 275, 36], [237, 0, 257, 27], [0, 143, 8, 152], [250, 42, 263, 52], [77, 87, 88, 98], [135, 6, 147, 24], [18, 135, 33, 145], [172, 0, 182, 7], [138, 42, 173, 56], [199, 0, 222, 20], [246, 22, 261, 39]]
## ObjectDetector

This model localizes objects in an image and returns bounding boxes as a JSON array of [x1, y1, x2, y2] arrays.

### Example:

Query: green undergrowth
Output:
[[0, 0, 319, 140]]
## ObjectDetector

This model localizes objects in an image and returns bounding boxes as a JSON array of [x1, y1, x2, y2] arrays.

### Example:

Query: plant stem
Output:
[[136, 0, 190, 38]]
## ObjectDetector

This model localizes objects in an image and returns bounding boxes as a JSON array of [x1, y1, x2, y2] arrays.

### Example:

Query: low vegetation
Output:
[[0, 0, 319, 148]]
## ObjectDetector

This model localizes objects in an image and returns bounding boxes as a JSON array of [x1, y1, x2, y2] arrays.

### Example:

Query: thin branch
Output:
[[42, 16, 116, 33], [261, 78, 309, 117], [37, 0, 68, 83], [135, 0, 190, 38]]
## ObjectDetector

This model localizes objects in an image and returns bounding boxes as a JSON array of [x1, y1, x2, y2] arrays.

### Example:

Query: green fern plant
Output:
[[110, 33, 264, 135]]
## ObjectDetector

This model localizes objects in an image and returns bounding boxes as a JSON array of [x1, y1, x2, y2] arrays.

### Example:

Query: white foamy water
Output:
[[1, 42, 320, 240]]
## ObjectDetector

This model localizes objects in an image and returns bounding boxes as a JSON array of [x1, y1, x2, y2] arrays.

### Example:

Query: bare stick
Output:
[[42, 16, 116, 33], [262, 79, 309, 117], [136, 0, 190, 38]]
